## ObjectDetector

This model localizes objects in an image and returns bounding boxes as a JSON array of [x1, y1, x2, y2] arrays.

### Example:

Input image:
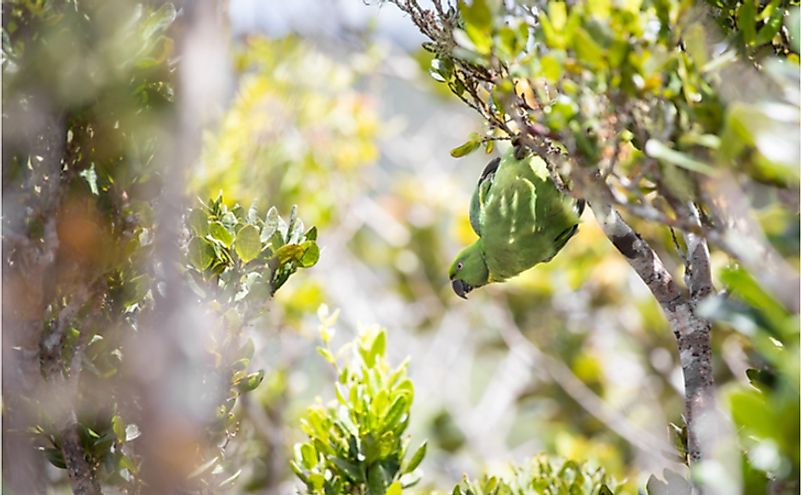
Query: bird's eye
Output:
[[456, 262, 464, 271]]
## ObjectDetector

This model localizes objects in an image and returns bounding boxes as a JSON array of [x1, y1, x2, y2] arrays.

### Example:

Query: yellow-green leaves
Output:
[[539, 54, 563, 82], [234, 224, 260, 263], [738, 0, 787, 48], [450, 132, 482, 158], [188, 237, 214, 271], [451, 455, 619, 495], [293, 328, 426, 495], [458, 0, 495, 55], [185, 195, 320, 299], [235, 370, 264, 392], [209, 221, 234, 247], [538, 2, 580, 50]]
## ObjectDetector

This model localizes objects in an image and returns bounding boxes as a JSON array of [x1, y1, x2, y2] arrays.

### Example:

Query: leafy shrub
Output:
[[292, 323, 427, 495], [452, 455, 618, 495], [186, 196, 320, 301]]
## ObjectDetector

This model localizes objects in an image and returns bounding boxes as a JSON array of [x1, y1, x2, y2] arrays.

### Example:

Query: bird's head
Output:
[[448, 242, 489, 299]]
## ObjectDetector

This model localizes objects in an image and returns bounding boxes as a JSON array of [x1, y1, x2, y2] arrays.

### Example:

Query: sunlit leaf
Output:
[[209, 221, 234, 247], [235, 224, 261, 263], [450, 137, 481, 158], [237, 370, 265, 392], [188, 237, 214, 271]]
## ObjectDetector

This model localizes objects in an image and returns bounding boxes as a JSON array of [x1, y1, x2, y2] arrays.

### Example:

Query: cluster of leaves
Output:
[[291, 319, 632, 495], [4, 2, 324, 492], [196, 37, 379, 229], [387, 0, 798, 492], [186, 195, 320, 301], [413, 0, 798, 226], [194, 36, 381, 326], [452, 455, 617, 495], [3, 0, 178, 491], [33, 416, 142, 487], [705, 0, 800, 56], [181, 196, 321, 489], [292, 323, 426, 495]]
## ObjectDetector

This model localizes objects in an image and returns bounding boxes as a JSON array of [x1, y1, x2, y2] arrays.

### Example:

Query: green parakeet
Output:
[[448, 146, 584, 298]]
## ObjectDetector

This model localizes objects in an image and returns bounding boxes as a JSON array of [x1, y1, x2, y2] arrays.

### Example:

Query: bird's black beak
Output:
[[451, 279, 472, 299]]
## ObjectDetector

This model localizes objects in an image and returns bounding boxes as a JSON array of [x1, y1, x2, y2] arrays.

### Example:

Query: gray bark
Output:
[[590, 202, 714, 465]]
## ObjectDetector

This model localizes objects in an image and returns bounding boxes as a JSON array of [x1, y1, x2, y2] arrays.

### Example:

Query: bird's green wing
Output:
[[478, 149, 580, 280], [543, 199, 586, 262], [469, 156, 500, 236]]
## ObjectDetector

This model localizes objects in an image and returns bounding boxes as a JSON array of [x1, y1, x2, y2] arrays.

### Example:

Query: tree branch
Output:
[[60, 421, 102, 495], [49, 304, 103, 495], [679, 202, 714, 301], [587, 199, 714, 465]]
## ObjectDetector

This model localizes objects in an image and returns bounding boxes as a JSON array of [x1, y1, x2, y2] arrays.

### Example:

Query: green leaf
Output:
[[754, 0, 784, 46], [729, 388, 777, 440], [450, 136, 481, 158], [276, 243, 305, 265], [387, 481, 403, 495], [430, 58, 453, 82], [539, 54, 563, 82], [237, 370, 265, 392], [300, 242, 320, 268], [367, 464, 387, 495], [235, 224, 261, 264], [188, 208, 208, 235], [404, 441, 427, 474], [369, 330, 386, 366], [746, 367, 777, 392], [188, 237, 214, 271], [317, 346, 336, 364], [384, 396, 408, 431], [112, 415, 125, 443], [332, 457, 366, 482], [573, 27, 604, 68], [305, 226, 318, 241], [300, 443, 317, 469], [209, 221, 234, 247], [548, 1, 567, 31], [460, 0, 492, 31], [719, 265, 789, 329], [738, 0, 757, 46], [44, 447, 67, 469]]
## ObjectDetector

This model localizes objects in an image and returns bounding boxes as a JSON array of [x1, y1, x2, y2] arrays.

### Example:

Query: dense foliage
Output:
[[387, 0, 799, 492], [2, 2, 318, 492], [2, 0, 798, 494]]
